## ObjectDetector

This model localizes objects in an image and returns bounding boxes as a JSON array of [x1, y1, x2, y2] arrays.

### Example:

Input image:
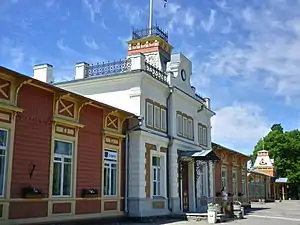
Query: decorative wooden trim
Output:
[[52, 117, 84, 128], [102, 130, 125, 138], [0, 78, 11, 100], [0, 102, 23, 113], [0, 110, 11, 123]]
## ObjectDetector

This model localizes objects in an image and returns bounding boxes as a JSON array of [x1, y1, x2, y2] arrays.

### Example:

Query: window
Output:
[[176, 112, 194, 139], [187, 119, 193, 139], [152, 156, 161, 196], [146, 102, 154, 127], [198, 124, 208, 146], [161, 109, 166, 131], [232, 170, 237, 195], [0, 129, 8, 196], [52, 140, 73, 197], [221, 168, 227, 189], [177, 114, 183, 135], [146, 100, 166, 132], [154, 105, 161, 129], [103, 150, 118, 196], [242, 172, 246, 195], [198, 165, 206, 196]]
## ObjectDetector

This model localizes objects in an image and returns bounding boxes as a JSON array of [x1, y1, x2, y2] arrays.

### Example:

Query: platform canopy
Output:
[[178, 149, 220, 162]]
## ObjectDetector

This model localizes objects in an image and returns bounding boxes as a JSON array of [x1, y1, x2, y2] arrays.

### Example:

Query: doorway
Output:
[[182, 161, 189, 212]]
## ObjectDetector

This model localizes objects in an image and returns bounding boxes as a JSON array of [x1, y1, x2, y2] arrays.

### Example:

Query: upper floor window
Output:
[[198, 123, 208, 146], [176, 112, 194, 140], [146, 100, 166, 132]]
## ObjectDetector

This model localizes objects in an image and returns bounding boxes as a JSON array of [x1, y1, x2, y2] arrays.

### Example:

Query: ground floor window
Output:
[[242, 172, 246, 195], [52, 140, 73, 197], [221, 167, 227, 190], [199, 165, 205, 196], [103, 150, 118, 196], [0, 129, 8, 196], [232, 170, 237, 195], [152, 156, 161, 196]]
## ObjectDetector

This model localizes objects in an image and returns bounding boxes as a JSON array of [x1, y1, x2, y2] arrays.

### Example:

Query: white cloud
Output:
[[199, 0, 300, 102], [82, 0, 106, 28], [0, 37, 24, 68], [113, 0, 146, 26], [211, 102, 271, 151], [83, 36, 99, 50], [201, 9, 216, 32], [57, 39, 79, 55]]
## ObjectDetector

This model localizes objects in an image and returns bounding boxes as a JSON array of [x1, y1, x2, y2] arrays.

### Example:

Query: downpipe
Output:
[[166, 86, 174, 212]]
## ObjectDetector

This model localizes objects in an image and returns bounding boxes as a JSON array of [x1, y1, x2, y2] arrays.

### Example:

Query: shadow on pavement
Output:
[[246, 207, 271, 214]]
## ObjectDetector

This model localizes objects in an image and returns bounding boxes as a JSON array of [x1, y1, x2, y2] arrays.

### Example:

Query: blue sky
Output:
[[1, 0, 300, 154]]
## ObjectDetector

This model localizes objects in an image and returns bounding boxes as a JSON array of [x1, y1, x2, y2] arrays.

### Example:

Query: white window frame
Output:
[[146, 102, 154, 127], [177, 114, 183, 135], [183, 117, 188, 137], [187, 119, 193, 139], [198, 124, 208, 146], [199, 165, 205, 196], [103, 149, 118, 197], [0, 128, 8, 197], [52, 139, 73, 197], [221, 167, 227, 190], [151, 153, 165, 198], [161, 108, 167, 131], [152, 157, 161, 197], [154, 105, 161, 129]]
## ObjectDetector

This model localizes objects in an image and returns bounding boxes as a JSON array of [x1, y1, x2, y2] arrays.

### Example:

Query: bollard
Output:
[[241, 206, 245, 219], [207, 210, 217, 224]]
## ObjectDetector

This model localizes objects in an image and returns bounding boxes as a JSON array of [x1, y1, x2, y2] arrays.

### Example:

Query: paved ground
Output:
[[124, 201, 300, 225], [51, 201, 300, 225]]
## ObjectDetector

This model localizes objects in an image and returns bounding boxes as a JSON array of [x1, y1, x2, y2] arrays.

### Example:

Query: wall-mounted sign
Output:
[[105, 136, 119, 146], [104, 150, 118, 161], [55, 125, 75, 137]]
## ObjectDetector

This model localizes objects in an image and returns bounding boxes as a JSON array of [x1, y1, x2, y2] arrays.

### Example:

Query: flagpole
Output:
[[148, 0, 153, 36]]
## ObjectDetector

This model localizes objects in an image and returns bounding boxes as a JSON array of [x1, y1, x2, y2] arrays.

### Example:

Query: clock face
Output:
[[181, 69, 187, 81]]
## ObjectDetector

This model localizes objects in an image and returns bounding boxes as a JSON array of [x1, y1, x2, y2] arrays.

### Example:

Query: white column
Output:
[[128, 132, 145, 198], [170, 148, 178, 198]]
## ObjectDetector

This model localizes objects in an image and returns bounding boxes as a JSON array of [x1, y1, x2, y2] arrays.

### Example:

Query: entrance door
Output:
[[182, 161, 189, 212]]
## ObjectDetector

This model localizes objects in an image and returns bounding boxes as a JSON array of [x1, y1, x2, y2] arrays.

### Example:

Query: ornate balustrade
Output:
[[132, 25, 168, 42], [144, 62, 168, 84], [85, 59, 132, 78]]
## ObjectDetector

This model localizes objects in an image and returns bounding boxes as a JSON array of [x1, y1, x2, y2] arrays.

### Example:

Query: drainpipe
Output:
[[125, 117, 143, 216], [166, 86, 174, 212]]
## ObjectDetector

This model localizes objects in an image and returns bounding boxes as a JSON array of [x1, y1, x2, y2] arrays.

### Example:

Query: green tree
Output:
[[251, 124, 300, 185]]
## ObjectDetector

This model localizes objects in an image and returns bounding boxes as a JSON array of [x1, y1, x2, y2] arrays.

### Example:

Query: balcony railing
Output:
[[85, 59, 132, 78], [145, 62, 168, 84], [84, 58, 168, 85], [132, 25, 168, 43]]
